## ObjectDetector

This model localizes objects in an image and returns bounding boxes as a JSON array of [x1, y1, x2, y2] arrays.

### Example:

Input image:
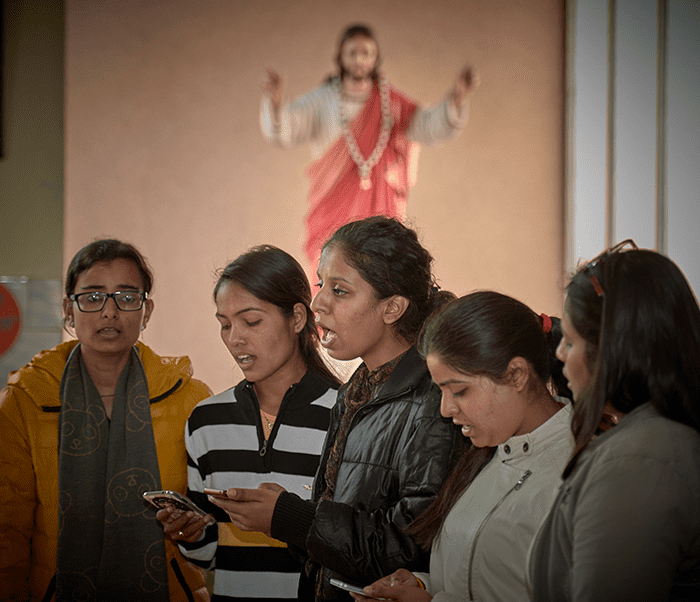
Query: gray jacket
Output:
[[529, 402, 700, 601]]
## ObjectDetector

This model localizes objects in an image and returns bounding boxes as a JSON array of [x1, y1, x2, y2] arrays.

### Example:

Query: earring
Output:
[[141, 325, 146, 330], [70, 320, 74, 327]]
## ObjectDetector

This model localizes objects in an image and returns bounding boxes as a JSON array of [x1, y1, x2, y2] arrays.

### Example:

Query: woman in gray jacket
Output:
[[355, 292, 574, 602], [529, 242, 700, 601]]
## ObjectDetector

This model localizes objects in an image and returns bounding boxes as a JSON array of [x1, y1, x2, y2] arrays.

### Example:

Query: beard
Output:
[[342, 67, 375, 83]]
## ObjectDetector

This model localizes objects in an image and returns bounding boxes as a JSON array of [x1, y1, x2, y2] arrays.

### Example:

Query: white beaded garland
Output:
[[338, 75, 393, 190]]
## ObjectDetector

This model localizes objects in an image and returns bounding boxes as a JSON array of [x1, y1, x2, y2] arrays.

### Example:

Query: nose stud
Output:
[[314, 314, 321, 322]]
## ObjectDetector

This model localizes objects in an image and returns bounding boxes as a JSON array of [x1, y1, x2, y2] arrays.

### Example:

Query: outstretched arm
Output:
[[259, 66, 330, 148], [406, 64, 479, 146], [212, 414, 455, 585]]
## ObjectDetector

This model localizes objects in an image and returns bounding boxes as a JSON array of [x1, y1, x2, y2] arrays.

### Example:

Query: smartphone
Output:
[[330, 578, 367, 595], [203, 487, 229, 498], [143, 490, 208, 518]]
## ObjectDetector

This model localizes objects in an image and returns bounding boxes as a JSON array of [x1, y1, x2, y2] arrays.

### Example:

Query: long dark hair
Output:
[[564, 248, 700, 478], [406, 291, 569, 549], [323, 216, 454, 344], [214, 245, 340, 387], [333, 23, 381, 82]]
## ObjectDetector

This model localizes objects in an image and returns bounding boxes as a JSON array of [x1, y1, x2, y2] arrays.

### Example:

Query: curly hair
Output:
[[323, 216, 453, 344]]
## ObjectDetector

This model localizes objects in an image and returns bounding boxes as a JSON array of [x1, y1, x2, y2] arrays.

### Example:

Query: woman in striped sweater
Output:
[[157, 245, 340, 601]]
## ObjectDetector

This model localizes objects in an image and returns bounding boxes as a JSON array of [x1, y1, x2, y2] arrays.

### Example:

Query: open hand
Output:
[[452, 65, 480, 107], [263, 66, 284, 109]]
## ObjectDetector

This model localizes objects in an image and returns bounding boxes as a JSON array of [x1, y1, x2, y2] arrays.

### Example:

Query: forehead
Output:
[[426, 354, 468, 381], [215, 281, 278, 314], [74, 258, 143, 288], [318, 246, 364, 282], [342, 36, 377, 51], [561, 310, 579, 337]]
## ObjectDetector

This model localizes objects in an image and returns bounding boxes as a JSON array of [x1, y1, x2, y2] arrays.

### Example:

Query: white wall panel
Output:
[[613, 0, 658, 248], [571, 0, 610, 265], [568, 0, 699, 302], [667, 0, 700, 298]]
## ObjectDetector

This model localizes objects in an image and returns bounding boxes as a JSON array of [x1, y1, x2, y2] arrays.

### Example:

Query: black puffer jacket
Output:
[[271, 347, 458, 600]]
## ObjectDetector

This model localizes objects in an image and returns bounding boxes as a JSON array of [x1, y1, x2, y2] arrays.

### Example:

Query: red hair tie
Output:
[[589, 275, 604, 297], [540, 313, 552, 334]]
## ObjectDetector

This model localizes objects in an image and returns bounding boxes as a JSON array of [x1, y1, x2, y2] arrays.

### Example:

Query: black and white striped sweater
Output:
[[179, 369, 337, 601]]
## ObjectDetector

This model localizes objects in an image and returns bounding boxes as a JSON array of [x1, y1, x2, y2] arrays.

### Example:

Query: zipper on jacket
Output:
[[255, 383, 296, 459], [150, 378, 182, 404], [467, 469, 532, 600]]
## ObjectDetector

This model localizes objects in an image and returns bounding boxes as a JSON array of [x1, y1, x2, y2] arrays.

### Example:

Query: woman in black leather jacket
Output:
[[211, 216, 459, 600]]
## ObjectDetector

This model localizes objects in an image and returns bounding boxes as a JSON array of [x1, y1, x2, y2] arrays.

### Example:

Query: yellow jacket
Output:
[[0, 340, 212, 601]]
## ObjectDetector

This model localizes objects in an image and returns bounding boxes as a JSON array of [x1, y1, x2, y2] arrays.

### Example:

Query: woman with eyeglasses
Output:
[[528, 241, 700, 601], [0, 239, 211, 602]]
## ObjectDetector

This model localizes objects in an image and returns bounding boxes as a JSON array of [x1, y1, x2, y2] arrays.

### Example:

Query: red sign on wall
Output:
[[0, 283, 22, 357]]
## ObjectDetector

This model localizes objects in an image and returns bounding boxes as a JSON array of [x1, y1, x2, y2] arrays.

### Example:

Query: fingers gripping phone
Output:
[[203, 487, 229, 498], [330, 578, 367, 595], [143, 490, 209, 519]]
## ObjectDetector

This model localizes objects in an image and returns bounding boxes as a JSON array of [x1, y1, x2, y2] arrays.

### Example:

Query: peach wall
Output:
[[65, 0, 565, 394]]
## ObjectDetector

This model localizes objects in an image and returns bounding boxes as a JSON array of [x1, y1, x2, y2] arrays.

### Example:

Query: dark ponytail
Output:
[[406, 291, 569, 549]]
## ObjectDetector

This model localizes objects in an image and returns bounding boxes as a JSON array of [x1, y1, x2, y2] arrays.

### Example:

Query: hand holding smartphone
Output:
[[330, 578, 368, 595], [203, 487, 229, 498], [142, 490, 209, 519]]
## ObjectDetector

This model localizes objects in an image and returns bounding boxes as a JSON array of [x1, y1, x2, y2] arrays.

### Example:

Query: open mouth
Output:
[[319, 328, 337, 346], [98, 327, 120, 337], [236, 354, 255, 366]]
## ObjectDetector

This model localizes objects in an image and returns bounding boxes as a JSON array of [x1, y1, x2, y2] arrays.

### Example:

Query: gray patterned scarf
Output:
[[55, 344, 169, 602]]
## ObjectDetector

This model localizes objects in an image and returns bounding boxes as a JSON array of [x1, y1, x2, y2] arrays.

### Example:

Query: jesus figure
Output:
[[260, 23, 479, 271]]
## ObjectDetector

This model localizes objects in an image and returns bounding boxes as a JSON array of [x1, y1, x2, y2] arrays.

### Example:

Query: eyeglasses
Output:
[[69, 291, 148, 312], [582, 239, 639, 296]]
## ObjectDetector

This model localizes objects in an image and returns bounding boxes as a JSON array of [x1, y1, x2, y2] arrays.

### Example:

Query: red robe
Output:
[[304, 84, 418, 272]]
